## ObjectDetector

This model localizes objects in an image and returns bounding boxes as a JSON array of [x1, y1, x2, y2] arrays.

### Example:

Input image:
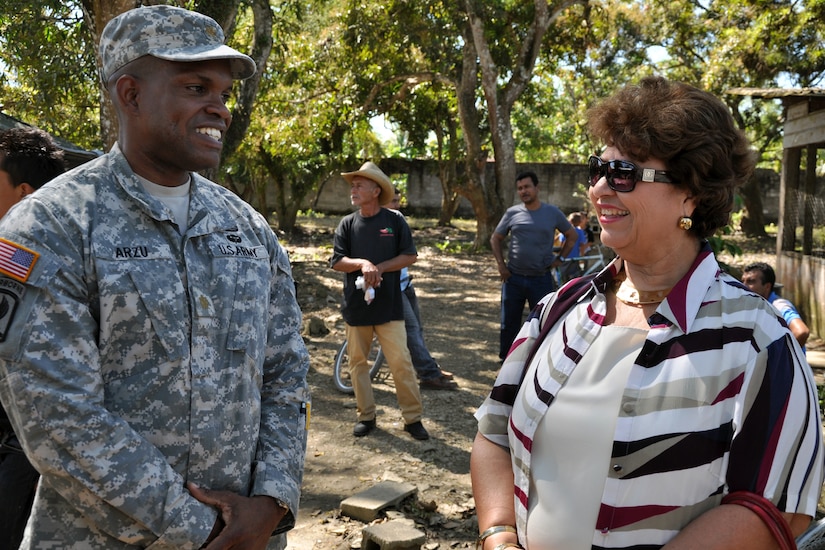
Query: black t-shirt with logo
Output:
[[331, 208, 416, 326]]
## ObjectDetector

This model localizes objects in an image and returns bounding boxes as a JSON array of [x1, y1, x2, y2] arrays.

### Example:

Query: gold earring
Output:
[[678, 216, 693, 231]]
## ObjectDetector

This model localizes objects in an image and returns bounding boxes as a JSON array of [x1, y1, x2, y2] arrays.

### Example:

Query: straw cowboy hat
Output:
[[341, 161, 394, 206]]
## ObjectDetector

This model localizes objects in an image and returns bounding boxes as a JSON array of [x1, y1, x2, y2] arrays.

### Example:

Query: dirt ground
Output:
[[278, 215, 796, 550]]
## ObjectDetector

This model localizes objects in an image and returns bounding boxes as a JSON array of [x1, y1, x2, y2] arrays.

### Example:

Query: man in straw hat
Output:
[[331, 161, 430, 440], [0, 5, 309, 549]]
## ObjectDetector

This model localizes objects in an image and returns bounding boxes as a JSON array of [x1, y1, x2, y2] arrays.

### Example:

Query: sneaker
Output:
[[420, 375, 458, 391], [353, 419, 376, 437], [404, 421, 430, 440], [439, 369, 454, 380]]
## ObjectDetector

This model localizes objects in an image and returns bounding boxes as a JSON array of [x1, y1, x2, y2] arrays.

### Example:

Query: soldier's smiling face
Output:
[[126, 57, 235, 186]]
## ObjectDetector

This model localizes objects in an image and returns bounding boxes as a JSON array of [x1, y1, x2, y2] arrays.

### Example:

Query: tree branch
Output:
[[362, 72, 455, 115]]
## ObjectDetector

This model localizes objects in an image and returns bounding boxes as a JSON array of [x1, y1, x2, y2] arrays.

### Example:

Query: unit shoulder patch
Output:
[[0, 277, 25, 342]]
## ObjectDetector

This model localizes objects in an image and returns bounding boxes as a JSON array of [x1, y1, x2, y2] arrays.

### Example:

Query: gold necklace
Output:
[[613, 278, 672, 306]]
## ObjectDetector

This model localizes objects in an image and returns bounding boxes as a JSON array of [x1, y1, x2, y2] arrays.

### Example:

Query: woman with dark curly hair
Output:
[[471, 76, 823, 550]]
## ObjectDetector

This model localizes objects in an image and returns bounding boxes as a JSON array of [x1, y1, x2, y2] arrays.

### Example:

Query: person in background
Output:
[[388, 188, 457, 391], [472, 76, 822, 550], [577, 211, 594, 255], [491, 171, 578, 362], [0, 128, 65, 218], [0, 6, 310, 549], [741, 261, 810, 349], [331, 162, 431, 440], [566, 212, 590, 258], [557, 211, 590, 283], [0, 126, 65, 550]]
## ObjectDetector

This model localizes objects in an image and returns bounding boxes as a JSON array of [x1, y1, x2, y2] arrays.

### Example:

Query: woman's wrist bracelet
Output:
[[476, 525, 518, 550]]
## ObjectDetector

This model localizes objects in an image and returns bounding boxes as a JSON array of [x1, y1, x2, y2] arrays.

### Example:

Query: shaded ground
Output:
[[279, 216, 808, 549]]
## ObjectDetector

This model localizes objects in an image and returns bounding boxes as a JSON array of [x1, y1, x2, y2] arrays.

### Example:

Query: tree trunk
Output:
[[489, 105, 517, 210], [218, 0, 271, 165], [739, 173, 768, 237], [271, 175, 303, 233], [82, 0, 137, 151], [436, 162, 461, 227], [454, 23, 497, 250], [459, 163, 498, 250], [434, 107, 461, 227], [461, 0, 579, 246]]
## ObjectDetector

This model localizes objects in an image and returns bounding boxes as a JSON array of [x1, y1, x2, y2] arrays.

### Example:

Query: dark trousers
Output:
[[0, 434, 38, 550], [402, 285, 442, 381], [499, 271, 555, 360]]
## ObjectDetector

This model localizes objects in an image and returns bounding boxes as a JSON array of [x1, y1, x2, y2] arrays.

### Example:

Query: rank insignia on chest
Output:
[[0, 238, 39, 283]]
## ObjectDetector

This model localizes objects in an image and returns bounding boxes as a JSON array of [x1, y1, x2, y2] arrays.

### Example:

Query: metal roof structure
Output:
[[726, 87, 825, 99]]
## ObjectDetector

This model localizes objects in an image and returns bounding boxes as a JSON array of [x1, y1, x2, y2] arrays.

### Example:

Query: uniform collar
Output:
[[108, 144, 238, 234]]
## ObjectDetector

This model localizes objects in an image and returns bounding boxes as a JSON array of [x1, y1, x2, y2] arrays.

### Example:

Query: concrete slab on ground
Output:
[[361, 519, 426, 550], [340, 480, 418, 522]]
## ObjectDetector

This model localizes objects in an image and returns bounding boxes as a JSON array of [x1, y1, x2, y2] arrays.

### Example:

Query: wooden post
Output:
[[778, 146, 801, 255], [803, 145, 816, 255]]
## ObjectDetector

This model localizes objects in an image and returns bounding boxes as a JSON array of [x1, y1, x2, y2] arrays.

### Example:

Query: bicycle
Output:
[[553, 244, 612, 288], [332, 337, 385, 394]]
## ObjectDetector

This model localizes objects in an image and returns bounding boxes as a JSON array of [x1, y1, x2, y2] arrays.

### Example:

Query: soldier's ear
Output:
[[115, 74, 141, 114]]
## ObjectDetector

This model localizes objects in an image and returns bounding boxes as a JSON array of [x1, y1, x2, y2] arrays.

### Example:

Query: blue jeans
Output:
[[402, 285, 442, 381], [499, 271, 556, 360]]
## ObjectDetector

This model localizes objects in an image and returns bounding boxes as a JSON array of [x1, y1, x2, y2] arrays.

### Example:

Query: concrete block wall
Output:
[[307, 160, 783, 221]]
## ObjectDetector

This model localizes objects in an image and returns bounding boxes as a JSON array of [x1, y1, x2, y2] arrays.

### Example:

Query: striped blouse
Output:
[[475, 245, 824, 549]]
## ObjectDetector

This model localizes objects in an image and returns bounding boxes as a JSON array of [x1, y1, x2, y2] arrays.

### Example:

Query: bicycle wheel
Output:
[[332, 338, 385, 394]]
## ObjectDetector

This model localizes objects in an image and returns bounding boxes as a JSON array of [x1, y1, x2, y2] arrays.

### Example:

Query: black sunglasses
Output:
[[588, 155, 675, 192]]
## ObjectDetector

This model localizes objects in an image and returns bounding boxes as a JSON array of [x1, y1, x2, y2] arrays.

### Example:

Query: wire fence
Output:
[[785, 187, 825, 257]]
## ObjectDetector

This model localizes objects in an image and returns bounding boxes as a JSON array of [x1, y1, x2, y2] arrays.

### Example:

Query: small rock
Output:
[[304, 316, 330, 336], [420, 500, 438, 513]]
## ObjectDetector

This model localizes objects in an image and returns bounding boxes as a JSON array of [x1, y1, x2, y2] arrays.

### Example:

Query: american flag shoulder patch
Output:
[[0, 238, 39, 283]]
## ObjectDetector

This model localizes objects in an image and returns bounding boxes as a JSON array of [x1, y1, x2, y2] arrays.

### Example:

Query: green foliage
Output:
[[296, 209, 323, 219], [708, 225, 743, 273], [645, 0, 825, 167], [512, 0, 825, 167], [222, 0, 374, 230], [339, 0, 466, 162], [1, 0, 824, 225], [434, 238, 473, 255], [0, 1, 101, 150], [818, 383, 825, 418]]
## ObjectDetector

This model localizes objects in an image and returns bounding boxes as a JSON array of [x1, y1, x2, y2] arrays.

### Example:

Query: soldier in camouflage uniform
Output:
[[0, 6, 310, 549]]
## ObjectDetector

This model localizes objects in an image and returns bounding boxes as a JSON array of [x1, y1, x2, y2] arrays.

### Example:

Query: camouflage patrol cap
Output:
[[99, 5, 256, 83]]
